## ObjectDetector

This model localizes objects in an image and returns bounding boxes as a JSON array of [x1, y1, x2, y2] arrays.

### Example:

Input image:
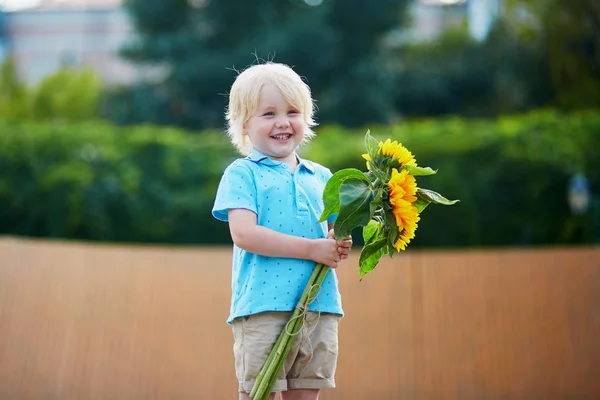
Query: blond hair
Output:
[[225, 62, 317, 155]]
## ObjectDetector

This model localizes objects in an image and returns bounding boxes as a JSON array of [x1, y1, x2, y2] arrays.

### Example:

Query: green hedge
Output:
[[0, 121, 236, 244], [0, 110, 598, 247], [306, 110, 600, 247]]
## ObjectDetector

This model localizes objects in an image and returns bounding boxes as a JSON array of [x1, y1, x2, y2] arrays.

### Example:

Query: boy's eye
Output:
[[263, 112, 274, 116], [288, 110, 299, 114]]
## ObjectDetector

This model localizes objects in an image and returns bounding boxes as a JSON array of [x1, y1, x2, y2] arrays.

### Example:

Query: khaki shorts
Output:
[[232, 311, 340, 393]]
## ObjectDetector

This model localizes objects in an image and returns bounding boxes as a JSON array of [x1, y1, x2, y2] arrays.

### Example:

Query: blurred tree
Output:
[[116, 0, 410, 130], [32, 67, 100, 120], [392, 22, 553, 118], [0, 58, 30, 121], [0, 59, 100, 122], [505, 0, 600, 109]]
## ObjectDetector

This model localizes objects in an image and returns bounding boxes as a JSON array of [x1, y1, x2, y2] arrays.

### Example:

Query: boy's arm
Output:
[[228, 208, 341, 268]]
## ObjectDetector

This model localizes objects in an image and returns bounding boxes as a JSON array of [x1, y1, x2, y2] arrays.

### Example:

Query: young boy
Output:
[[212, 62, 352, 400]]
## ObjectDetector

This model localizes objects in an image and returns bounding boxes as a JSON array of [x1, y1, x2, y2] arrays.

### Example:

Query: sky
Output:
[[0, 0, 42, 12]]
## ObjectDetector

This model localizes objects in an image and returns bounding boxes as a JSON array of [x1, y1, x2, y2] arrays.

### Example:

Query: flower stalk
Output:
[[250, 263, 330, 400]]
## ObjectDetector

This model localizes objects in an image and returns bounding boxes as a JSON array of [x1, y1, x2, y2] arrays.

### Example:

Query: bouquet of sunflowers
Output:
[[250, 131, 458, 400]]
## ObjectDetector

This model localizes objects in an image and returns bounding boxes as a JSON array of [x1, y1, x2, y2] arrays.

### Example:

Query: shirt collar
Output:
[[247, 148, 315, 174], [247, 148, 278, 166], [297, 154, 316, 174]]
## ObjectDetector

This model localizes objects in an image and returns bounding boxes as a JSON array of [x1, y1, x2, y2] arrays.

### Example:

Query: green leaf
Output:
[[382, 208, 400, 256], [359, 238, 387, 280], [319, 168, 369, 222], [364, 129, 379, 159], [403, 165, 437, 176], [414, 198, 430, 213], [369, 164, 387, 183], [416, 188, 460, 206], [387, 244, 397, 257], [369, 188, 383, 219], [333, 178, 374, 239], [362, 219, 381, 245]]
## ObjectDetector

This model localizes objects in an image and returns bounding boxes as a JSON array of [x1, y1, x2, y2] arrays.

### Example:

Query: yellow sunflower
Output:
[[388, 168, 417, 204], [361, 139, 417, 170], [361, 153, 373, 171], [380, 139, 417, 167], [395, 223, 418, 251], [388, 168, 420, 251]]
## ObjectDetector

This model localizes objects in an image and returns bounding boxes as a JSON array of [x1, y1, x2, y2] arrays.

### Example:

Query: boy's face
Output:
[[243, 83, 305, 166]]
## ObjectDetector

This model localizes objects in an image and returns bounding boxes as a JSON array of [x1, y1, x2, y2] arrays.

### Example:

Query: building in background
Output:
[[0, 10, 7, 62], [467, 0, 502, 41], [3, 0, 160, 86], [410, 0, 468, 42], [391, 0, 502, 45], [4, 0, 502, 86]]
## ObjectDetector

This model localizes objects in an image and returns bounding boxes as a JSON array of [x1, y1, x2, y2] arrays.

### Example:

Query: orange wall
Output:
[[1, 237, 599, 399]]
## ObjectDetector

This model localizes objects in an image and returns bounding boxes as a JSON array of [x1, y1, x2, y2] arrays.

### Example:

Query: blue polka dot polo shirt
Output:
[[212, 148, 344, 324]]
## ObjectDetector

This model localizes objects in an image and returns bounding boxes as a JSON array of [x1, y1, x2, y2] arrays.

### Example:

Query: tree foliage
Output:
[[117, 0, 411, 129], [0, 58, 29, 121], [1, 110, 597, 246], [505, 0, 600, 108], [115, 0, 599, 128], [0, 58, 100, 122], [392, 21, 553, 118]]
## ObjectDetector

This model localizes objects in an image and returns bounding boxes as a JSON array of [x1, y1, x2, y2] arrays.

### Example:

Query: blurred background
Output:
[[0, 0, 599, 399]]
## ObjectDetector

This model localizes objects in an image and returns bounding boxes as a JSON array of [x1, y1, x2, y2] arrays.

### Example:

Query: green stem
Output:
[[251, 321, 289, 397], [250, 263, 330, 400]]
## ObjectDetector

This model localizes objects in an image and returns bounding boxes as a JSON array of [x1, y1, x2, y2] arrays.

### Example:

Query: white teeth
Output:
[[272, 134, 291, 140]]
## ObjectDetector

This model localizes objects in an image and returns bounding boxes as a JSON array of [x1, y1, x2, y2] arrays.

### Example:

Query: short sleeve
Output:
[[212, 163, 257, 222]]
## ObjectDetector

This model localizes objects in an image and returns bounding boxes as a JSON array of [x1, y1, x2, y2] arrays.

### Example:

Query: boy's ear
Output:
[[241, 121, 248, 136]]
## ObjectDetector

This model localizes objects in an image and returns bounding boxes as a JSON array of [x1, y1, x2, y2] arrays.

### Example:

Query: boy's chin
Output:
[[265, 144, 299, 156]]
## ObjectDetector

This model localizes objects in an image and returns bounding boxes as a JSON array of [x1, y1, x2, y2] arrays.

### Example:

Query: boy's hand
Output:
[[327, 229, 353, 261], [310, 238, 341, 268]]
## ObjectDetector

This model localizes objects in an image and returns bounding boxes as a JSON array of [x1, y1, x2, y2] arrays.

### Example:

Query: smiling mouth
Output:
[[271, 134, 292, 141]]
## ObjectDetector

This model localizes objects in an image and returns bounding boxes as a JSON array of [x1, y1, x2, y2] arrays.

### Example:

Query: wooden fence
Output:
[[1, 237, 599, 399]]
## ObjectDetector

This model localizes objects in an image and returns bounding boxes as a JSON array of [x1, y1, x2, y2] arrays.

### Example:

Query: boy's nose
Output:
[[275, 117, 290, 129]]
